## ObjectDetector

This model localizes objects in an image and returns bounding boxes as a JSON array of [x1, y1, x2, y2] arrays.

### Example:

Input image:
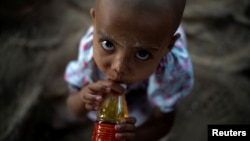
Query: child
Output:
[[64, 0, 193, 140]]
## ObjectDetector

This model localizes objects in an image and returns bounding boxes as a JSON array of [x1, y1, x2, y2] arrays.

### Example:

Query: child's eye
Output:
[[101, 40, 114, 51], [135, 50, 150, 60]]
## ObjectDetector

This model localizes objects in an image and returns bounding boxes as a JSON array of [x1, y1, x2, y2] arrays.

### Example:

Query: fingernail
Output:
[[115, 133, 122, 138], [115, 125, 120, 130], [96, 96, 102, 101]]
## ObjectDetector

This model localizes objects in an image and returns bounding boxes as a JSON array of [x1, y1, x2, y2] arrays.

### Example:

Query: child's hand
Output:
[[80, 80, 125, 111], [115, 117, 137, 141]]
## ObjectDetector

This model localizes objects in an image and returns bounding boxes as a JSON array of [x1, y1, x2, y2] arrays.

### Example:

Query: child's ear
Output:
[[167, 33, 181, 51], [90, 8, 95, 21]]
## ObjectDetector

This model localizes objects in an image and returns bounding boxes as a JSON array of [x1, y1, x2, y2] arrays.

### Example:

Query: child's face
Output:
[[91, 1, 178, 85]]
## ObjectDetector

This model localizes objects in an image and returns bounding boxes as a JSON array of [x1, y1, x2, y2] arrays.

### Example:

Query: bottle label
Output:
[[92, 121, 123, 141]]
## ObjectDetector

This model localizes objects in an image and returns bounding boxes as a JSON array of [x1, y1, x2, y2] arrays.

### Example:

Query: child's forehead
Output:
[[96, 0, 176, 29], [96, 0, 185, 33], [97, 0, 174, 13]]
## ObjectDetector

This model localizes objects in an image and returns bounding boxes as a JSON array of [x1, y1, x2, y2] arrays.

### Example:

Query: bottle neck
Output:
[[97, 92, 128, 123]]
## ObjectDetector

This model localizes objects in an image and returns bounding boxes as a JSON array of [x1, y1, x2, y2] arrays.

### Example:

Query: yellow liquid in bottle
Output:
[[97, 93, 128, 123]]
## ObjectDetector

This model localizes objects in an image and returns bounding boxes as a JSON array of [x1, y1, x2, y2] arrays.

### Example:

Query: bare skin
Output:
[[67, 0, 186, 140]]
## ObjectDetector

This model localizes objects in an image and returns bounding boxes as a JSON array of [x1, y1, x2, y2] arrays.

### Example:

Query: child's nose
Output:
[[111, 57, 125, 73], [110, 55, 128, 81]]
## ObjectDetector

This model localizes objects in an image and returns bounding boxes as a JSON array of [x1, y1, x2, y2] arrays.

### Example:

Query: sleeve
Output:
[[147, 26, 194, 113], [64, 26, 94, 90]]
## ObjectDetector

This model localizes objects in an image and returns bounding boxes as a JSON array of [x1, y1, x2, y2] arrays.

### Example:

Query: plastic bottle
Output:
[[91, 84, 128, 141]]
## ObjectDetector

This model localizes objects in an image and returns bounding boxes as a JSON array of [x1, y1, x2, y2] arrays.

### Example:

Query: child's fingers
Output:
[[80, 80, 127, 111], [81, 91, 103, 102], [85, 103, 94, 110], [104, 80, 126, 94], [115, 117, 137, 131], [115, 123, 135, 132], [115, 132, 135, 141], [96, 80, 126, 94], [115, 117, 137, 140], [121, 117, 137, 124], [88, 80, 125, 95], [85, 102, 99, 110], [88, 82, 109, 93], [81, 92, 102, 110]]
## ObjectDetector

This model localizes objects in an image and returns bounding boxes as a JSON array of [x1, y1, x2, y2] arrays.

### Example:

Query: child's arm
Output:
[[115, 117, 137, 140]]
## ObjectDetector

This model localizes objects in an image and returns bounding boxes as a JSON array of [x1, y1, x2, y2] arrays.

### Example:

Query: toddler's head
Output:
[[90, 0, 186, 85]]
